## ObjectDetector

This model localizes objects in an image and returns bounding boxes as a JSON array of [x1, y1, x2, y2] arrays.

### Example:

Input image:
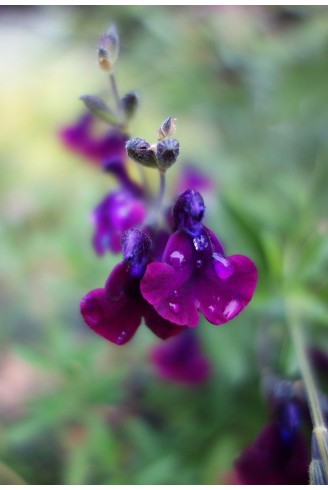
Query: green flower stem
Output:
[[156, 170, 166, 212], [285, 303, 328, 479], [0, 460, 27, 485], [109, 73, 121, 118]]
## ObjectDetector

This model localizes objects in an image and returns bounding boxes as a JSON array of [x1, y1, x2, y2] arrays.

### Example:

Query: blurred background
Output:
[[1, 5, 328, 484]]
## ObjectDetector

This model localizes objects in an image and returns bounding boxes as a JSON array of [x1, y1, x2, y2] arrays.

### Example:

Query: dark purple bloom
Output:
[[92, 190, 147, 255], [81, 229, 186, 345], [140, 190, 257, 327], [234, 420, 309, 484], [150, 329, 211, 385], [59, 113, 127, 164], [175, 163, 216, 196]]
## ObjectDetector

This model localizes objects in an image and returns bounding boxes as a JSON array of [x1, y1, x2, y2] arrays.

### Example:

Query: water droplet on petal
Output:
[[196, 259, 203, 268], [223, 300, 239, 319], [169, 302, 180, 314], [173, 289, 179, 298], [116, 330, 128, 344], [208, 305, 216, 313], [193, 234, 209, 251], [169, 250, 185, 268], [213, 253, 234, 279]]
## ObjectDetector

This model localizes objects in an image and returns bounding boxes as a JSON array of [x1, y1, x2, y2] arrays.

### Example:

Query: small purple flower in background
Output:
[[141, 189, 258, 327], [81, 229, 186, 345], [175, 163, 216, 196], [234, 420, 309, 484], [150, 329, 211, 385], [233, 371, 310, 484], [59, 113, 127, 164]]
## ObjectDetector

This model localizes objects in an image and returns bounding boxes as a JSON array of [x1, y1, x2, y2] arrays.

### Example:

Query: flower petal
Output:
[[141, 262, 199, 327], [196, 254, 258, 325], [143, 304, 187, 339], [150, 329, 211, 385], [80, 288, 141, 345], [92, 190, 147, 255]]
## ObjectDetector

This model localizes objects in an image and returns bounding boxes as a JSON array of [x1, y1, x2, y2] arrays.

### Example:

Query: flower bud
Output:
[[158, 115, 176, 140], [156, 138, 179, 172], [172, 189, 205, 234], [97, 23, 119, 72], [121, 92, 139, 120], [80, 95, 117, 124], [121, 228, 152, 277], [125, 138, 158, 168]]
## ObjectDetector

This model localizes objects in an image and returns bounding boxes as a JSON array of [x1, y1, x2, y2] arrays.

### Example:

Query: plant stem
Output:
[[0, 460, 27, 485], [285, 303, 328, 478], [155, 171, 166, 212], [109, 73, 121, 118]]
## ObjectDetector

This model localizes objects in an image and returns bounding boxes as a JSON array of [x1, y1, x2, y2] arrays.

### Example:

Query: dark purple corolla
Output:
[[175, 163, 216, 196], [234, 419, 309, 484], [59, 113, 127, 164], [92, 190, 147, 255], [234, 371, 310, 484], [140, 190, 258, 327], [92, 154, 148, 255], [81, 229, 186, 345], [150, 329, 211, 385]]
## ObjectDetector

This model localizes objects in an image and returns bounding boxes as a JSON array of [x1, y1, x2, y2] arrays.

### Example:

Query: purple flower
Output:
[[150, 329, 211, 385], [175, 163, 216, 196], [234, 420, 309, 484], [59, 113, 127, 164], [92, 189, 147, 255], [81, 229, 186, 345], [140, 190, 257, 327]]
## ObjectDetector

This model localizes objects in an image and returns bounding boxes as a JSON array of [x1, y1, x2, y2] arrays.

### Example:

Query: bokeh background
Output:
[[1, 5, 328, 484]]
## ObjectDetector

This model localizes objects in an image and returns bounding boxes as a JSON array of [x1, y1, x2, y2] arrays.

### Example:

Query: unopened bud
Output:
[[121, 92, 139, 120], [80, 95, 117, 124], [126, 138, 158, 168], [97, 23, 119, 72], [156, 138, 179, 172], [158, 115, 176, 140]]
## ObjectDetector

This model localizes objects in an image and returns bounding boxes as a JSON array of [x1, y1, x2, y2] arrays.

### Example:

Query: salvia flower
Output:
[[233, 371, 310, 484], [81, 229, 186, 345], [92, 189, 147, 255], [150, 329, 211, 385], [175, 163, 216, 196], [59, 113, 127, 164], [140, 189, 257, 327], [234, 420, 309, 484]]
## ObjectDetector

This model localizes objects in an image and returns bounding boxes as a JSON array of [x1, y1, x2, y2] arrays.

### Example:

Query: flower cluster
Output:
[[61, 24, 257, 345]]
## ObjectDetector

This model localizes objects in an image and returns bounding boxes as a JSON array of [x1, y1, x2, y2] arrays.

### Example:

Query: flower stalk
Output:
[[285, 302, 328, 482], [109, 73, 122, 120], [0, 460, 27, 485]]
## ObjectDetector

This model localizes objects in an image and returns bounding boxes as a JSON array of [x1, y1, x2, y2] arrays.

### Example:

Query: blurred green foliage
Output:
[[1, 5, 328, 484]]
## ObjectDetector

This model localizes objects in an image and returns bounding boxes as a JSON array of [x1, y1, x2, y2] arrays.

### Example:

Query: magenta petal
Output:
[[150, 330, 211, 385], [143, 304, 187, 339], [196, 254, 258, 325], [141, 262, 199, 327], [81, 263, 144, 345]]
